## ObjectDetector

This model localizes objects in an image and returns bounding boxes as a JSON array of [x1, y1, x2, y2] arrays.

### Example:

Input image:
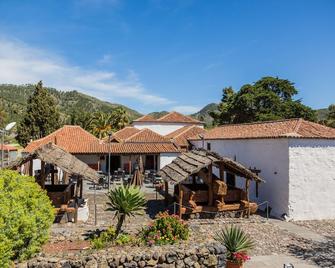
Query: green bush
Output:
[[141, 212, 189, 246], [90, 227, 116, 249], [90, 227, 137, 249], [0, 170, 54, 266]]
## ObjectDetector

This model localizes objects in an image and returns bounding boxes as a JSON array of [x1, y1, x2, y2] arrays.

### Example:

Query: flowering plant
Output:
[[232, 252, 251, 264], [140, 211, 189, 246]]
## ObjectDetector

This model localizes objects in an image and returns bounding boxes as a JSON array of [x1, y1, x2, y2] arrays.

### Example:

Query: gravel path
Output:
[[45, 189, 335, 267]]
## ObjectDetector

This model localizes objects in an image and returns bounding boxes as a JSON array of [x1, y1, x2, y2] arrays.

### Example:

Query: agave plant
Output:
[[215, 225, 254, 263], [106, 185, 147, 236]]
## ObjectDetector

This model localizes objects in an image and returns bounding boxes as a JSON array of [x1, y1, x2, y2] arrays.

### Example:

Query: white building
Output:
[[132, 112, 204, 136], [189, 119, 335, 221]]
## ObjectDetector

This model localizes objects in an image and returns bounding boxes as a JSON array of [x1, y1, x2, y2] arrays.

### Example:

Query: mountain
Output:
[[0, 84, 142, 124], [148, 111, 169, 119], [191, 103, 219, 127]]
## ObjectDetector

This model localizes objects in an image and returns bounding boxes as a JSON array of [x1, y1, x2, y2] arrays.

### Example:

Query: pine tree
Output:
[[17, 81, 60, 146]]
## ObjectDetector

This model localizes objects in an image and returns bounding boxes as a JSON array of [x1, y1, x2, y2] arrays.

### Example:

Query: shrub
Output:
[[90, 227, 137, 249], [0, 170, 54, 266], [141, 212, 189, 246], [106, 185, 146, 236], [215, 225, 254, 264], [90, 227, 116, 249]]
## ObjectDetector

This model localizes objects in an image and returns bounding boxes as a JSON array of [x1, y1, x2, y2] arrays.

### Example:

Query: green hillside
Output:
[[316, 108, 329, 121], [0, 84, 142, 124], [191, 103, 219, 127]]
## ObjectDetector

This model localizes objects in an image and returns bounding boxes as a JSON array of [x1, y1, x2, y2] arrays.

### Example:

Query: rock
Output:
[[119, 255, 126, 264], [97, 259, 108, 268], [193, 262, 201, 268], [175, 260, 185, 268], [85, 259, 98, 268], [146, 259, 158, 266], [16, 263, 28, 268], [203, 255, 218, 267], [152, 252, 159, 260], [165, 252, 177, 264], [138, 261, 146, 268]]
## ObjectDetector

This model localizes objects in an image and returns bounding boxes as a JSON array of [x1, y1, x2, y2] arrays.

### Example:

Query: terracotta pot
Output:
[[226, 260, 243, 268]]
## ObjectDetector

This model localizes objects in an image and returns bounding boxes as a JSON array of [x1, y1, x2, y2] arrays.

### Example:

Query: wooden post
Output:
[[208, 164, 213, 206], [79, 177, 83, 199], [164, 181, 169, 206], [29, 159, 33, 176], [51, 165, 55, 185], [40, 161, 45, 189], [178, 183, 183, 218], [245, 179, 250, 217], [192, 174, 196, 185], [219, 163, 224, 180]]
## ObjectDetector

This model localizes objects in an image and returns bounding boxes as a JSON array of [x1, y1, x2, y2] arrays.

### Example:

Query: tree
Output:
[[212, 77, 316, 125], [111, 107, 130, 131], [325, 104, 335, 128], [106, 185, 146, 237], [91, 111, 112, 139], [0, 170, 54, 266], [0, 103, 7, 128], [16, 81, 60, 146], [68, 109, 94, 132]]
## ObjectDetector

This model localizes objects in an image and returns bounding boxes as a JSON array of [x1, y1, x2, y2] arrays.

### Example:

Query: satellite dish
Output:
[[5, 122, 16, 131]]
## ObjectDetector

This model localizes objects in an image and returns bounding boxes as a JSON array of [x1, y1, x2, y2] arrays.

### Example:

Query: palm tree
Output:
[[106, 185, 146, 236], [91, 112, 112, 139], [111, 107, 129, 131]]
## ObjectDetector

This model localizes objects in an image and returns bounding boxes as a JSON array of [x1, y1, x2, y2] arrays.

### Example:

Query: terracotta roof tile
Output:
[[190, 119, 335, 140], [125, 128, 171, 143], [112, 127, 141, 142], [24, 125, 180, 154], [133, 114, 156, 122], [157, 111, 201, 124], [0, 144, 18, 151], [24, 125, 101, 153], [166, 126, 206, 147]]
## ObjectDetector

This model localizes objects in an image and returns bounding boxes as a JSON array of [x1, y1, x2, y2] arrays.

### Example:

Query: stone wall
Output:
[[18, 244, 226, 268]]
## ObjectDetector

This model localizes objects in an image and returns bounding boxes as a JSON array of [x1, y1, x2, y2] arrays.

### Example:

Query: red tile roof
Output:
[[0, 144, 18, 151], [166, 125, 206, 147], [24, 125, 180, 154], [24, 125, 102, 153], [190, 119, 335, 140], [133, 114, 156, 122], [125, 128, 171, 143], [157, 111, 202, 124], [112, 127, 141, 142]]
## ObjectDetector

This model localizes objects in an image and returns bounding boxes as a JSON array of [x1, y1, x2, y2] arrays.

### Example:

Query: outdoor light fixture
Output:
[[283, 264, 294, 268], [1, 122, 16, 169]]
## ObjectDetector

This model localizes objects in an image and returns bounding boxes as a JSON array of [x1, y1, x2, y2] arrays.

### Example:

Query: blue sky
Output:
[[0, 0, 334, 114]]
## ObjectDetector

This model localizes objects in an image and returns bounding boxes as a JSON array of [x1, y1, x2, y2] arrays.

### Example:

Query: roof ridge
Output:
[[173, 125, 197, 138], [292, 118, 303, 134], [216, 118, 301, 128]]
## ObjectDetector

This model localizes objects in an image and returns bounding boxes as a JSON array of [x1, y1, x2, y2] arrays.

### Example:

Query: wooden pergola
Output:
[[158, 149, 264, 218], [9, 143, 99, 222]]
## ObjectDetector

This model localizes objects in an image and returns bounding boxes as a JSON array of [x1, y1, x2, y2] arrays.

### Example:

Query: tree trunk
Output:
[[116, 214, 125, 236]]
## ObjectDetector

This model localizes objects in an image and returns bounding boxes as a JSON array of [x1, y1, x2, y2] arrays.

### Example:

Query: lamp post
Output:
[[1, 122, 16, 169], [107, 131, 112, 191]]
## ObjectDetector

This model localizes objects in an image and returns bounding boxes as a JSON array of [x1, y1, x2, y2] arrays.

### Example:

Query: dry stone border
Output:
[[18, 243, 226, 268]]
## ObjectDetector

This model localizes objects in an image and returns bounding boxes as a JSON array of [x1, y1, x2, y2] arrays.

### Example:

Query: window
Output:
[[206, 142, 211, 151]]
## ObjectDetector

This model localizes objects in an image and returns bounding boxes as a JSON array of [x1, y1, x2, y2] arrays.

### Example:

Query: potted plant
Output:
[[215, 225, 254, 268]]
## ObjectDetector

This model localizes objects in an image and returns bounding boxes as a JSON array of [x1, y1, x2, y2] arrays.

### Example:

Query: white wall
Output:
[[159, 152, 179, 170], [191, 139, 290, 218], [288, 139, 335, 220], [132, 122, 203, 136]]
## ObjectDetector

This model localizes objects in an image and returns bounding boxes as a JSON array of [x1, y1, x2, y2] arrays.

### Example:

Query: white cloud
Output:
[[171, 105, 200, 114], [0, 37, 173, 106]]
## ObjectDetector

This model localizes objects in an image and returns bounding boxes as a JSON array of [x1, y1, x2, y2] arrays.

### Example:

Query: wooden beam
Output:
[[79, 177, 83, 199], [219, 163, 224, 180], [178, 183, 183, 219], [40, 161, 45, 189], [208, 164, 213, 206], [29, 159, 33, 176], [246, 179, 250, 217], [164, 181, 169, 206]]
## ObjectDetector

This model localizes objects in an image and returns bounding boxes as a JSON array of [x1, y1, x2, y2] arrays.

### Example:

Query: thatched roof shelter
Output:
[[158, 149, 264, 184], [9, 143, 99, 183]]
